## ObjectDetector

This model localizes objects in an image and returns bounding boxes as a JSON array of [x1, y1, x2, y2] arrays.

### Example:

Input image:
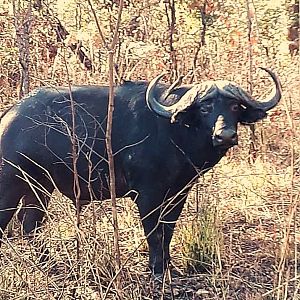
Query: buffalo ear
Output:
[[239, 108, 267, 125]]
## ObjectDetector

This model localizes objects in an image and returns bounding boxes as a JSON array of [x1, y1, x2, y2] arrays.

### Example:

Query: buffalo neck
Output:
[[167, 120, 228, 173]]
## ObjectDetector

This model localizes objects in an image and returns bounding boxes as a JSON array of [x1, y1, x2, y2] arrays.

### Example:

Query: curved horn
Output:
[[256, 67, 282, 110], [146, 73, 172, 118], [146, 74, 197, 119], [226, 68, 282, 111]]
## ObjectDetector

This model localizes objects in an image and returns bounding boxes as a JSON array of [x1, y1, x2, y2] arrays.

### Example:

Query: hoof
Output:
[[151, 272, 164, 283]]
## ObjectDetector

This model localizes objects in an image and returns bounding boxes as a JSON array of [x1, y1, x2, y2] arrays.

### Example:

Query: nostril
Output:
[[231, 132, 238, 140], [214, 130, 238, 145]]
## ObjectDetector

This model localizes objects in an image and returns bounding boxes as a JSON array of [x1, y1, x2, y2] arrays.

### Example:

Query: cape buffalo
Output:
[[0, 68, 281, 275]]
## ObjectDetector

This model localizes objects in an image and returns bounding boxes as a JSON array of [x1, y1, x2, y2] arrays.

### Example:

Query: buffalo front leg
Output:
[[136, 193, 187, 276]]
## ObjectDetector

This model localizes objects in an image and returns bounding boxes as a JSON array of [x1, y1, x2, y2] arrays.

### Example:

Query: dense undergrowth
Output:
[[0, 0, 299, 298]]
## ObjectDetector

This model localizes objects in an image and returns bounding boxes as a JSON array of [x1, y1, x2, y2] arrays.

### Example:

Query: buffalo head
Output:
[[146, 68, 281, 149]]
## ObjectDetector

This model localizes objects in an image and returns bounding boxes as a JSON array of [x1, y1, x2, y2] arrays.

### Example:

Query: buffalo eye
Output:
[[231, 103, 239, 112], [200, 104, 213, 115]]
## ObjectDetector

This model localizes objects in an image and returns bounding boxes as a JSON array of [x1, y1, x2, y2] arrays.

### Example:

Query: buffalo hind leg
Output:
[[0, 191, 20, 242], [17, 190, 52, 262], [0, 163, 53, 245], [17, 192, 51, 235], [0, 181, 31, 242]]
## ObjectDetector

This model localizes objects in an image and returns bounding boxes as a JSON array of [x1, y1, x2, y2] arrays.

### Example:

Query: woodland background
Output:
[[0, 0, 299, 299]]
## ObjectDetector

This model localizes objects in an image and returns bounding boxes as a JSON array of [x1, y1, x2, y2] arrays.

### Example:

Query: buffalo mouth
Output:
[[213, 142, 238, 151], [212, 139, 238, 150]]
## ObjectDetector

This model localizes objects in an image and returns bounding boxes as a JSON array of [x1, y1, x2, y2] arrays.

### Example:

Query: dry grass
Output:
[[0, 136, 299, 299]]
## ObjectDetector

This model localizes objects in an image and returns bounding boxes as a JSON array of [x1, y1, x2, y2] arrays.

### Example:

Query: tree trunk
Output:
[[246, 0, 257, 162], [165, 0, 177, 81], [88, 0, 124, 296], [12, 0, 32, 99]]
